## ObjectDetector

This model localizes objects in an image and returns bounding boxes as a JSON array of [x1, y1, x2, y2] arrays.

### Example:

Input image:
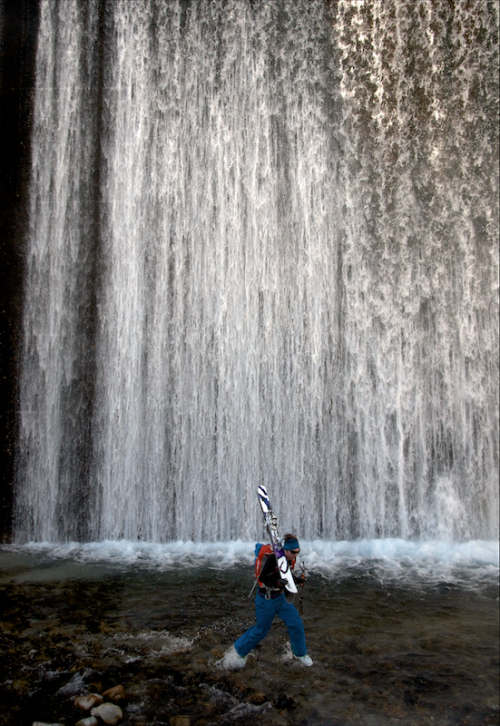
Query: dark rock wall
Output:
[[0, 0, 39, 541]]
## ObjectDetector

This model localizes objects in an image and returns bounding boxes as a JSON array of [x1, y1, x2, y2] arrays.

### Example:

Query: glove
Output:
[[278, 578, 289, 590]]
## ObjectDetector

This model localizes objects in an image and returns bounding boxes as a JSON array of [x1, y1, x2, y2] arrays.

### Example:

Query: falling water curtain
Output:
[[13, 0, 499, 543]]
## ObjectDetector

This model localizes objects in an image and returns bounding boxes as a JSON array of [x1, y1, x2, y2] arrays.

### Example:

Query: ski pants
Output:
[[234, 591, 307, 658]]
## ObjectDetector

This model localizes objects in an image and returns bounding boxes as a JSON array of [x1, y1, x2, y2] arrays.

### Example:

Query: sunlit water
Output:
[[1, 541, 498, 725]]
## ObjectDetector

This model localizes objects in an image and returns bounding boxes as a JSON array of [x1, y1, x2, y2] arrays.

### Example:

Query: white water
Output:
[[1, 539, 498, 593], [14, 0, 499, 543]]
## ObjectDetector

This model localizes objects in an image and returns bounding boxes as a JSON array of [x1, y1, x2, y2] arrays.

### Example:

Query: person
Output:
[[233, 534, 313, 667]]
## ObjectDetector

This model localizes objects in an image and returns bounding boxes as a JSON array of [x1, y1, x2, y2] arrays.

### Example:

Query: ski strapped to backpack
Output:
[[256, 485, 298, 595]]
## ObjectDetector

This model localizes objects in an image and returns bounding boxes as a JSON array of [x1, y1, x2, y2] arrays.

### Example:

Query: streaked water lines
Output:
[[14, 0, 499, 543]]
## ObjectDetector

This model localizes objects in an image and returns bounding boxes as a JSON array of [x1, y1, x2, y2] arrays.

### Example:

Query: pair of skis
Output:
[[257, 484, 297, 595]]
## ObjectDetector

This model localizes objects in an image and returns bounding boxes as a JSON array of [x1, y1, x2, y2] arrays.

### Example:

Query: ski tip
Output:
[[257, 486, 270, 509]]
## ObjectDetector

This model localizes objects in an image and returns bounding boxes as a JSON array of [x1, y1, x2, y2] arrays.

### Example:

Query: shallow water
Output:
[[0, 547, 498, 726]]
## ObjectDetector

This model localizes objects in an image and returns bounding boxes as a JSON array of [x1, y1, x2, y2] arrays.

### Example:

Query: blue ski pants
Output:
[[234, 591, 307, 658]]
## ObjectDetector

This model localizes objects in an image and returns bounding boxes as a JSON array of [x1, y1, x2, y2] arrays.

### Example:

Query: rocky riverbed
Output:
[[0, 549, 498, 726]]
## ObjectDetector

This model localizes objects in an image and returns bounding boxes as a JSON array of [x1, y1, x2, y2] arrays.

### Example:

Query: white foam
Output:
[[305, 538, 499, 567], [302, 539, 499, 589], [3, 539, 255, 569], [280, 642, 294, 663], [114, 630, 192, 657], [215, 646, 249, 670], [1, 539, 498, 590]]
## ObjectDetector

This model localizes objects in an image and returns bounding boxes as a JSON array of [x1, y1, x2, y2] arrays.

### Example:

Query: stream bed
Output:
[[0, 543, 498, 726]]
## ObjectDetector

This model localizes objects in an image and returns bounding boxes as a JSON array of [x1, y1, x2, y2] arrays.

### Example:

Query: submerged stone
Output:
[[248, 692, 267, 705], [102, 685, 125, 701], [90, 703, 123, 725], [168, 717, 190, 726], [74, 694, 103, 711]]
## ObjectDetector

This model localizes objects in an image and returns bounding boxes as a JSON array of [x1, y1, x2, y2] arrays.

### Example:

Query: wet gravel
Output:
[[0, 554, 498, 726]]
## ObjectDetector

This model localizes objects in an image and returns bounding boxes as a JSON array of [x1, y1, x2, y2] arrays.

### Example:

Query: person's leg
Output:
[[276, 596, 307, 657], [234, 594, 278, 657]]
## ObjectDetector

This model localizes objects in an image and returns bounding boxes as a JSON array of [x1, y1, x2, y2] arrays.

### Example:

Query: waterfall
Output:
[[14, 0, 499, 543]]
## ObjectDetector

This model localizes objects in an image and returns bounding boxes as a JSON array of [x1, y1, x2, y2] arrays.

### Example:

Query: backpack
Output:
[[254, 543, 274, 586], [254, 542, 295, 588]]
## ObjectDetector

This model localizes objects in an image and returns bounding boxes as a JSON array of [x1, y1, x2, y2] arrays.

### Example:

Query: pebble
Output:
[[169, 717, 190, 726], [76, 718, 99, 726], [247, 692, 267, 705], [210, 647, 225, 658], [102, 685, 125, 701], [74, 694, 104, 711], [32, 723, 63, 726], [90, 703, 123, 725], [382, 704, 408, 719]]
